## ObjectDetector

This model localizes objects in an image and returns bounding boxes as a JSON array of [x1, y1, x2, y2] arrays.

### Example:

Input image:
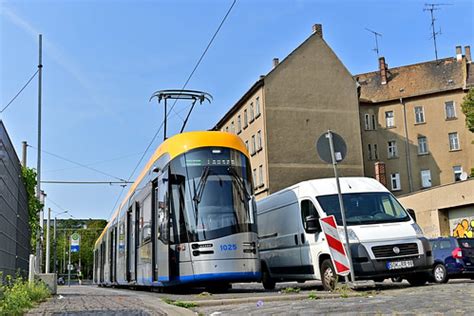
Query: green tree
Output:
[[461, 88, 474, 132], [21, 167, 42, 249]]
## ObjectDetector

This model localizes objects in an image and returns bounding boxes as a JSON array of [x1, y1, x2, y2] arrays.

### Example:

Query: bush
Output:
[[0, 274, 51, 315]]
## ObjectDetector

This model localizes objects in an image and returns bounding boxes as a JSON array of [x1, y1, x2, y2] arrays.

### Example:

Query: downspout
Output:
[[401, 97, 413, 192]]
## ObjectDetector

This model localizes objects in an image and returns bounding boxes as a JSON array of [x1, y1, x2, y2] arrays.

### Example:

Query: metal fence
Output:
[[0, 120, 30, 277]]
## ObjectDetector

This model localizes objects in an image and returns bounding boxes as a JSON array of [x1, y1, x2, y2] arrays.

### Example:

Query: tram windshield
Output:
[[169, 147, 256, 242]]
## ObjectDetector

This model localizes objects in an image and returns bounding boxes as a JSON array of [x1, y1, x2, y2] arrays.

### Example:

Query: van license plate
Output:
[[387, 260, 414, 270]]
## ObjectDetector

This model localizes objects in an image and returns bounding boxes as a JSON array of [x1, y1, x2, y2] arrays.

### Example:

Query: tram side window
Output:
[[170, 173, 189, 244], [157, 173, 170, 244], [140, 194, 152, 243]]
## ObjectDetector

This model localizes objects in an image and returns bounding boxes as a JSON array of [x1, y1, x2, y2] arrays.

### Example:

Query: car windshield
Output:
[[168, 147, 256, 242], [316, 192, 410, 226], [458, 239, 474, 248]]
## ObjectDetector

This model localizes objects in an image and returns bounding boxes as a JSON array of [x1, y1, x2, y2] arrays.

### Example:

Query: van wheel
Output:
[[262, 266, 276, 290], [321, 259, 338, 291], [432, 264, 448, 284], [406, 273, 428, 286]]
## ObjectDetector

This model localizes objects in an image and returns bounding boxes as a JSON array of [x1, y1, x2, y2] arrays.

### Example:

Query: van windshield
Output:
[[316, 192, 410, 226]]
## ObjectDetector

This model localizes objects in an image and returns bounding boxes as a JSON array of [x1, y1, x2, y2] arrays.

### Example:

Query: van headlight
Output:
[[337, 227, 360, 244], [411, 223, 424, 237]]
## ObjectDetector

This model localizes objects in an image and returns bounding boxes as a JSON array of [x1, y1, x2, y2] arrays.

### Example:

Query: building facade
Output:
[[215, 24, 365, 199], [356, 46, 474, 196]]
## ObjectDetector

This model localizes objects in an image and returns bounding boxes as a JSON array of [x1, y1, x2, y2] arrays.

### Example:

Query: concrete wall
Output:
[[398, 179, 474, 238], [264, 33, 364, 194]]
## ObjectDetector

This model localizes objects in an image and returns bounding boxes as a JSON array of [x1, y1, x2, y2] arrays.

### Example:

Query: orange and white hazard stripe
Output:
[[319, 215, 351, 276]]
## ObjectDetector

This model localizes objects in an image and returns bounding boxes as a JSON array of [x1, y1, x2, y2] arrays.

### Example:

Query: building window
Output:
[[244, 109, 248, 128], [445, 101, 456, 119], [255, 97, 261, 117], [230, 121, 235, 134], [364, 114, 376, 130], [250, 103, 255, 122], [237, 115, 242, 133], [258, 165, 263, 187], [448, 132, 460, 151], [385, 111, 395, 128], [390, 173, 401, 191], [414, 106, 425, 124], [374, 144, 378, 160], [453, 166, 463, 182], [387, 141, 397, 158], [251, 135, 256, 155], [368, 144, 372, 160], [418, 136, 428, 155], [257, 130, 262, 151], [253, 168, 257, 188], [245, 140, 249, 152], [420, 170, 432, 188]]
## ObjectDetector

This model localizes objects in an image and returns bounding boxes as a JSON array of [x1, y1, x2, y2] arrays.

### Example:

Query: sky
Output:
[[1, 0, 473, 221]]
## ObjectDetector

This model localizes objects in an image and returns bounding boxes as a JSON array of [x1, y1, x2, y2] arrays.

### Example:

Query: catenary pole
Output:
[[22, 141, 27, 167], [45, 208, 51, 273], [36, 34, 44, 272]]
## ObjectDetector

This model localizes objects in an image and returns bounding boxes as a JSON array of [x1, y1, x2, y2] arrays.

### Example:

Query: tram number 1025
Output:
[[220, 244, 237, 251]]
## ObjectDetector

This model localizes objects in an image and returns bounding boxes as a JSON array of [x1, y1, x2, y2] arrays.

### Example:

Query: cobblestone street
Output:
[[26, 279, 474, 315]]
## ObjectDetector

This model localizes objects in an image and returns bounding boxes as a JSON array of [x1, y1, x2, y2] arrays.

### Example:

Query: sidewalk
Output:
[[26, 285, 194, 316]]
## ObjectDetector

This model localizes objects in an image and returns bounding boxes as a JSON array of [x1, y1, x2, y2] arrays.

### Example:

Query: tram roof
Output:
[[95, 131, 248, 247]]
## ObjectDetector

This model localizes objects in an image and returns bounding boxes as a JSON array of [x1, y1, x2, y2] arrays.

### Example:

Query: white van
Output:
[[257, 177, 433, 291]]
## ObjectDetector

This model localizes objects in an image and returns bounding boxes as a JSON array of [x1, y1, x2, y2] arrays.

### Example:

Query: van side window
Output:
[[301, 200, 319, 233]]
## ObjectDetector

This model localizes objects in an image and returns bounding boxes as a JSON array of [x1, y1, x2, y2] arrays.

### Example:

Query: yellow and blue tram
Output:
[[93, 131, 260, 288]]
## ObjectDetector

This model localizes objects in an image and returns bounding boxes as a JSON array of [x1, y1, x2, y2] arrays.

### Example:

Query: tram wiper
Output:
[[193, 166, 210, 205], [227, 166, 251, 201]]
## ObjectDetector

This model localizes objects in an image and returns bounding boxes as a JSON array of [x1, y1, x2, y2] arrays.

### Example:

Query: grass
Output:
[[163, 298, 197, 309], [281, 287, 300, 294], [308, 291, 320, 300], [0, 274, 51, 315]]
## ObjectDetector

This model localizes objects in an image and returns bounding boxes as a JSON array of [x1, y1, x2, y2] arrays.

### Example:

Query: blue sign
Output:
[[71, 245, 80, 253]]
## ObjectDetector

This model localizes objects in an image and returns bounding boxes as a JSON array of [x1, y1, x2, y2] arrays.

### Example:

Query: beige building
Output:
[[356, 46, 474, 196], [214, 24, 364, 199], [399, 179, 474, 238]]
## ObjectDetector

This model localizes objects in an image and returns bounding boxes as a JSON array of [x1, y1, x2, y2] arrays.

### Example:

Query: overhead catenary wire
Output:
[[106, 0, 237, 219], [42, 180, 133, 185], [29, 145, 128, 182], [0, 69, 39, 113]]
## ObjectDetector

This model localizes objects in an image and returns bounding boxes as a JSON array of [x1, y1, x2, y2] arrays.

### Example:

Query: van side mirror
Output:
[[305, 215, 321, 233], [407, 208, 417, 222]]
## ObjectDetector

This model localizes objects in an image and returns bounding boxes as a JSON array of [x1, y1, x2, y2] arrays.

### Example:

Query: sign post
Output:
[[68, 233, 80, 286], [316, 130, 356, 284]]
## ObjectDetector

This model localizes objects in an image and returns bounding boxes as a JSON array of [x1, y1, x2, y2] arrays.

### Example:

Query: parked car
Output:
[[428, 237, 474, 283]]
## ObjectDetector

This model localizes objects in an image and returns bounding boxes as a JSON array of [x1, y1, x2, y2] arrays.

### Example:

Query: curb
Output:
[[180, 292, 362, 307]]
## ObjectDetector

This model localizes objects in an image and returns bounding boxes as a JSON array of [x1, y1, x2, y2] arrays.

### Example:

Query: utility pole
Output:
[[53, 216, 57, 274], [45, 207, 51, 273], [36, 34, 44, 273], [22, 141, 28, 167]]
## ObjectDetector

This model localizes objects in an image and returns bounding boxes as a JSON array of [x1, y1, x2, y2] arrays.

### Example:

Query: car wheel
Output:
[[406, 273, 429, 286], [432, 264, 448, 284], [321, 259, 338, 291], [262, 266, 276, 290]]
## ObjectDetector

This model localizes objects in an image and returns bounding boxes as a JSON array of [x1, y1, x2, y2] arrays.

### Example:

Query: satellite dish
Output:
[[460, 172, 468, 181]]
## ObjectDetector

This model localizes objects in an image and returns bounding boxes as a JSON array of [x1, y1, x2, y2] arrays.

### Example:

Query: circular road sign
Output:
[[316, 131, 347, 164]]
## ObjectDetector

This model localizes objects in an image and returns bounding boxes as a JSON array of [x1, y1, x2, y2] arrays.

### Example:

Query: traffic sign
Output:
[[70, 232, 80, 253], [319, 215, 351, 276], [316, 131, 347, 164]]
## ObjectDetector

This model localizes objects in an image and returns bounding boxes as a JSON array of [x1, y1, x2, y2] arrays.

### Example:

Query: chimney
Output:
[[312, 24, 323, 38], [374, 162, 387, 187], [272, 58, 279, 68], [465, 46, 471, 62], [456, 45, 462, 61], [379, 57, 388, 85]]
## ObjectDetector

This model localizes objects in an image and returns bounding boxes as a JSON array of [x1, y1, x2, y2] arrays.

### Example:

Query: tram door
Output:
[[126, 207, 134, 282], [156, 169, 170, 282]]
